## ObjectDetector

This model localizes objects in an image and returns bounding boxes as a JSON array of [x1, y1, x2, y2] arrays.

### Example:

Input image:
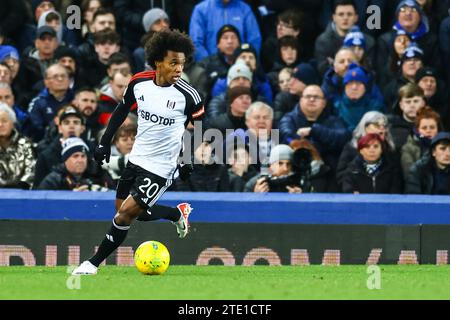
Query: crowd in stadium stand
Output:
[[0, 0, 449, 194]]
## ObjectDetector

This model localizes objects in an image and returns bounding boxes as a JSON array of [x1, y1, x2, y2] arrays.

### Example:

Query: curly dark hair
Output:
[[144, 29, 194, 70]]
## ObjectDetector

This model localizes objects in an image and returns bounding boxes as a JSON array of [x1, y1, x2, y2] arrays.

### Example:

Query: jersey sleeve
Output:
[[186, 93, 205, 122]]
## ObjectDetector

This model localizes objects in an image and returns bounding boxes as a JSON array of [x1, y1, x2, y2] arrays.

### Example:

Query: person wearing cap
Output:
[[315, 0, 375, 77], [207, 86, 253, 135], [244, 144, 302, 193], [377, 0, 441, 76], [27, 25, 59, 79], [132, 8, 171, 72], [377, 29, 412, 88], [383, 42, 425, 109], [341, 133, 403, 194], [279, 84, 350, 176], [37, 136, 111, 191], [198, 24, 241, 95], [415, 67, 449, 125], [33, 105, 90, 187], [189, 0, 261, 62], [26, 63, 75, 142], [272, 62, 320, 125], [405, 131, 450, 194], [333, 63, 385, 131], [0, 102, 35, 190], [211, 43, 273, 104]]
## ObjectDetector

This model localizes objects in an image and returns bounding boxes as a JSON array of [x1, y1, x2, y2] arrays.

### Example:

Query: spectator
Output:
[[77, 7, 117, 68], [267, 36, 301, 94], [54, 46, 82, 90], [227, 145, 258, 192], [333, 63, 385, 131], [388, 83, 427, 148], [37, 136, 111, 191], [26, 63, 74, 142], [377, 0, 441, 77], [273, 62, 320, 126], [206, 60, 267, 121], [377, 29, 411, 88], [189, 0, 262, 62], [440, 13, 450, 91], [289, 138, 333, 193], [261, 9, 303, 72], [277, 67, 293, 93], [342, 133, 403, 194], [79, 29, 122, 88], [401, 106, 442, 178], [133, 8, 171, 72], [336, 111, 397, 188], [23, 26, 59, 79], [101, 124, 136, 185], [212, 43, 273, 104], [72, 87, 102, 141], [175, 141, 230, 192], [415, 67, 449, 127], [98, 70, 132, 126], [198, 24, 241, 100], [314, 0, 375, 76], [0, 82, 28, 132], [383, 42, 425, 109], [244, 144, 301, 193], [80, 0, 103, 38], [343, 26, 373, 71], [405, 132, 450, 194], [279, 85, 351, 174], [37, 9, 79, 47], [33, 105, 93, 187], [113, 0, 174, 53], [0, 103, 35, 189], [207, 86, 253, 135], [225, 101, 276, 172]]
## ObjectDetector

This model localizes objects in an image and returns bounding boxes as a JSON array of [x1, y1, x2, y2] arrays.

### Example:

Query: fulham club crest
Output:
[[166, 100, 176, 109]]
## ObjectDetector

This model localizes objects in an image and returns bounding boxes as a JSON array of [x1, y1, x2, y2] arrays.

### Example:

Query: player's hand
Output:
[[94, 144, 111, 166], [178, 163, 193, 181]]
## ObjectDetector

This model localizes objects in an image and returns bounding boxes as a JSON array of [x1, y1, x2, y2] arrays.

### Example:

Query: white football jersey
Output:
[[123, 71, 204, 179]]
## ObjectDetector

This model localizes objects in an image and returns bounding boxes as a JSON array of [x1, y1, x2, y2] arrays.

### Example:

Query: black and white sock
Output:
[[89, 218, 130, 267]]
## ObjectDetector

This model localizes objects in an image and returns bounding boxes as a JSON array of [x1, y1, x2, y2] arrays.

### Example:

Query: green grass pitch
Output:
[[1, 265, 449, 300]]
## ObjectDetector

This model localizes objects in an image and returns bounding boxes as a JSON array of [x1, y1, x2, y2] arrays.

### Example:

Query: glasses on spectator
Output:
[[46, 74, 69, 80], [399, 6, 418, 13], [301, 95, 325, 101]]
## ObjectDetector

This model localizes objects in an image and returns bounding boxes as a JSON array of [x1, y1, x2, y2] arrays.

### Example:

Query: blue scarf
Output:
[[393, 21, 428, 41], [363, 158, 383, 176]]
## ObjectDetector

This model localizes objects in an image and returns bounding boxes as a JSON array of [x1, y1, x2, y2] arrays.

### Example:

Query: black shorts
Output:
[[116, 161, 173, 209]]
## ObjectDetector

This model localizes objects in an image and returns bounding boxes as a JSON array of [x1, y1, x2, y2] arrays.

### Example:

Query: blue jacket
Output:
[[333, 93, 385, 131], [189, 0, 262, 62], [279, 105, 351, 168], [26, 88, 75, 142]]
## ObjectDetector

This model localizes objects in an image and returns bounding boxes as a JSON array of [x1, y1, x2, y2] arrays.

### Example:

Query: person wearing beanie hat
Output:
[[343, 26, 367, 64], [334, 64, 384, 131], [54, 46, 79, 83], [208, 86, 253, 135], [415, 67, 437, 98], [291, 63, 320, 86], [142, 8, 170, 33], [243, 144, 302, 193], [0, 45, 20, 79], [61, 137, 89, 162], [405, 131, 450, 195], [216, 25, 241, 46], [227, 60, 253, 86]]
